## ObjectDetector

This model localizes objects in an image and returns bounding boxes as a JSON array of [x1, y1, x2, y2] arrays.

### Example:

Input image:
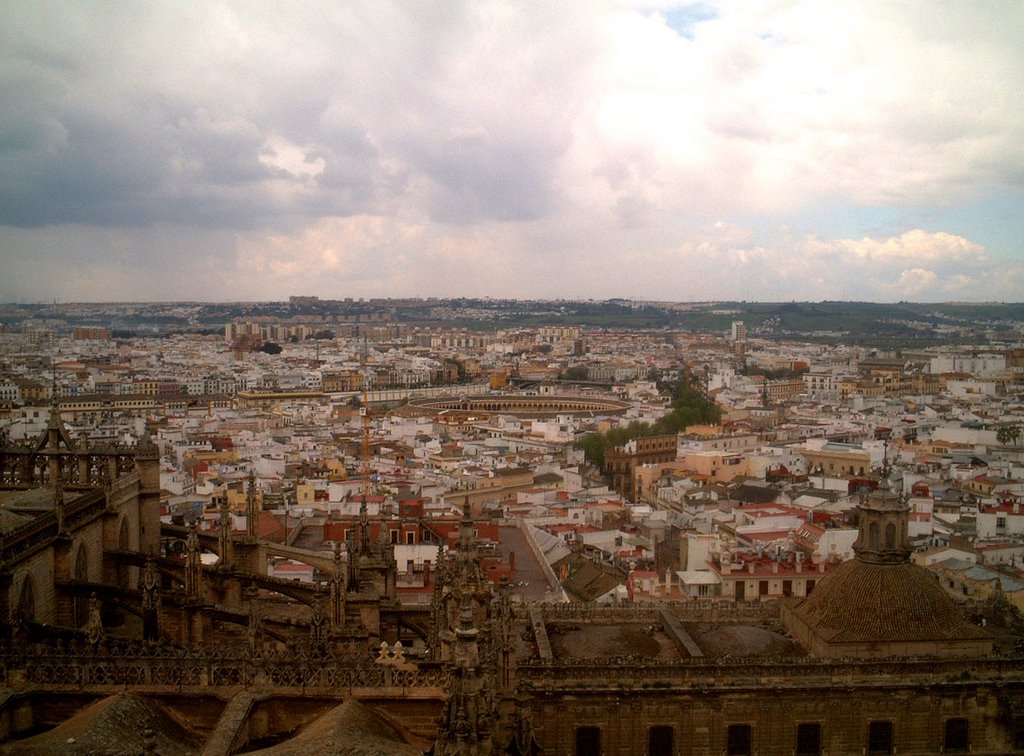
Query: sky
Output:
[[1, 0, 1022, 303]]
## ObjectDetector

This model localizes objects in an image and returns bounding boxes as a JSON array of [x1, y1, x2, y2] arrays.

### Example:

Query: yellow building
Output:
[[800, 444, 870, 477], [680, 450, 748, 482]]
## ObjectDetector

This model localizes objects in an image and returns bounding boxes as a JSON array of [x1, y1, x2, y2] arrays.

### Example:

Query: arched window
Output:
[[869, 522, 880, 549], [885, 523, 897, 549], [74, 545, 89, 627], [75, 544, 89, 580], [118, 518, 131, 588], [18, 576, 34, 622]]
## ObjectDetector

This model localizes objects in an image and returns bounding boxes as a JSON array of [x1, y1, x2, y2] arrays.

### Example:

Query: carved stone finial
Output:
[[84, 592, 103, 645], [54, 479, 67, 534]]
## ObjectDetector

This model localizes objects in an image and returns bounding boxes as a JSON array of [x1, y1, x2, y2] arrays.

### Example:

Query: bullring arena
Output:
[[388, 392, 631, 420]]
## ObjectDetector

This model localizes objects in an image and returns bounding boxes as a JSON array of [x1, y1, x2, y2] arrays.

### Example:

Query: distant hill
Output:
[[2, 299, 1022, 346]]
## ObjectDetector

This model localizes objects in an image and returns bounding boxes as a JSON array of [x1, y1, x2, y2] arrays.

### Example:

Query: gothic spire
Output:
[[246, 468, 259, 538]]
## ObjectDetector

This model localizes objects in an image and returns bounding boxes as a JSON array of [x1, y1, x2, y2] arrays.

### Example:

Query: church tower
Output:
[[851, 479, 911, 565]]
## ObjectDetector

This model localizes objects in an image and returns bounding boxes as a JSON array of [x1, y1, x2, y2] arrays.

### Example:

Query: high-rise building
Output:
[[731, 320, 748, 342]]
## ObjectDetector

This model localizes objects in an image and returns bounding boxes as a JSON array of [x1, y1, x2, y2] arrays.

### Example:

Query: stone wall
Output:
[[525, 679, 1022, 755]]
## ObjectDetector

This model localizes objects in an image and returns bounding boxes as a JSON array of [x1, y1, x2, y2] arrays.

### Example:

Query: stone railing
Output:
[[108, 469, 140, 495], [1, 638, 451, 693], [519, 653, 1024, 690], [0, 513, 58, 563], [536, 600, 779, 624]]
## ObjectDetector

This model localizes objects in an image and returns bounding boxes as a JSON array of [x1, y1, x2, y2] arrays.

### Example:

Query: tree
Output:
[[575, 421, 656, 467], [443, 358, 467, 383], [259, 341, 283, 355], [574, 371, 721, 467], [997, 424, 1021, 446], [306, 329, 335, 340], [576, 432, 609, 467], [651, 370, 721, 433]]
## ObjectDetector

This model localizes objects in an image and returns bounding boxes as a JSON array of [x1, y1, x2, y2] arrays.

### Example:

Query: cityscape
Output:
[[3, 1, 1023, 754], [0, 298, 1023, 753]]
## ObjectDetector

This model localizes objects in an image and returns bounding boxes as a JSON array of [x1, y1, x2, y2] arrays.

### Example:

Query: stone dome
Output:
[[781, 476, 992, 658], [787, 558, 989, 646]]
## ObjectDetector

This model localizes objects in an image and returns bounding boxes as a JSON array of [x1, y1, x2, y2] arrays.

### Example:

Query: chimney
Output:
[[509, 551, 517, 571], [772, 562, 779, 574], [747, 561, 755, 575]]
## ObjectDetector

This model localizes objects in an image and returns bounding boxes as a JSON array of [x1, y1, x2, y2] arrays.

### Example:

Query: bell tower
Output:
[[852, 478, 911, 565]]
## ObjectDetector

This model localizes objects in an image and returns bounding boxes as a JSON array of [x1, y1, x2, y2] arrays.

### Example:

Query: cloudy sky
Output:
[[2, 1, 1022, 303]]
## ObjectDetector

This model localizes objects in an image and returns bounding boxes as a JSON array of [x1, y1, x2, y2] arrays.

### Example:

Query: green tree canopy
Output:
[[575, 371, 720, 466]]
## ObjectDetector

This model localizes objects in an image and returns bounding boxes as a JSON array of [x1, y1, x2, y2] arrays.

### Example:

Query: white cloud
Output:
[[259, 136, 326, 180], [0, 219, 1018, 304], [0, 1, 1021, 301], [805, 230, 986, 265], [891, 268, 939, 297], [568, 1, 1024, 219]]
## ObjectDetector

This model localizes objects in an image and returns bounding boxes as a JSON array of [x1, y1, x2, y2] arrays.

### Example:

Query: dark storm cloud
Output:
[[408, 133, 566, 224], [0, 1, 580, 231], [0, 68, 388, 229]]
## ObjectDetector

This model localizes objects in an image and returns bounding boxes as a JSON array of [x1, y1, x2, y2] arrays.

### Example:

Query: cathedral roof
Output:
[[787, 558, 989, 645], [245, 699, 423, 755], [784, 476, 992, 655], [8, 694, 199, 755]]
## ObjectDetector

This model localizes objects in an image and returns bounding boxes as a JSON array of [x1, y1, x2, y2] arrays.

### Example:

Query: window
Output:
[[406, 531, 415, 544], [796, 723, 821, 756], [997, 516, 1007, 529], [867, 721, 893, 754], [944, 718, 968, 752], [727, 724, 752, 756], [74, 545, 90, 628], [885, 523, 897, 549], [17, 577, 34, 622], [648, 725, 673, 756], [575, 726, 601, 755], [390, 530, 399, 544]]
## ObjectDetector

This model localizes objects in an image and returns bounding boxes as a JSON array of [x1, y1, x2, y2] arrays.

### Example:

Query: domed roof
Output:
[[788, 558, 988, 645]]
